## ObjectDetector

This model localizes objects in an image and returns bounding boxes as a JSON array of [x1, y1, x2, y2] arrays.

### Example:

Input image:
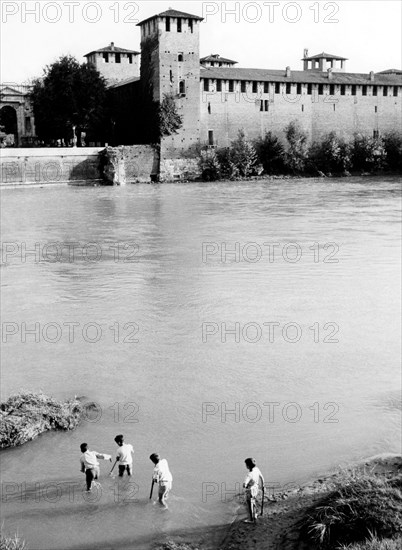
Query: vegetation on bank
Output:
[[299, 469, 402, 549], [0, 391, 85, 448], [199, 123, 402, 181], [0, 528, 26, 550]]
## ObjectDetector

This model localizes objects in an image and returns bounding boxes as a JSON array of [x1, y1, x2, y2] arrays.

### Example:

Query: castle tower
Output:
[[302, 50, 347, 72], [137, 9, 203, 152], [84, 43, 140, 84]]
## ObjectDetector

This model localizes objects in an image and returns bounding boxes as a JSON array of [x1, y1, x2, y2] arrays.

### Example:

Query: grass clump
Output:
[[0, 391, 84, 448], [300, 470, 402, 548], [339, 534, 402, 549], [155, 542, 200, 550], [0, 528, 26, 550]]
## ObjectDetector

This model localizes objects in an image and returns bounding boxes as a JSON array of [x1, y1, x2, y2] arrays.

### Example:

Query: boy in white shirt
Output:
[[114, 434, 134, 477], [243, 457, 265, 523], [80, 443, 112, 491], [150, 453, 173, 506]]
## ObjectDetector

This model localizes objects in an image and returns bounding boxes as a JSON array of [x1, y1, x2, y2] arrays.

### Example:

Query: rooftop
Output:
[[137, 9, 203, 26], [200, 66, 402, 85], [84, 43, 140, 57], [200, 54, 238, 65], [303, 52, 348, 61]]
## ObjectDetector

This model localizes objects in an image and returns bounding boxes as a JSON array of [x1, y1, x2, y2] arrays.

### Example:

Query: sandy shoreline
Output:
[[219, 454, 402, 550]]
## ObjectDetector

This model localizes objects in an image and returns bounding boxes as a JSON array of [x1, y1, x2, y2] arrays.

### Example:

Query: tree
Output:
[[31, 55, 109, 145], [227, 129, 259, 177], [158, 93, 183, 136], [284, 120, 309, 173], [309, 131, 352, 174], [254, 131, 285, 174]]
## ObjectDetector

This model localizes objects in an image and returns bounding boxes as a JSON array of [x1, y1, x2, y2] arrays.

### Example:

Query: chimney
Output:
[[369, 71, 375, 81], [303, 48, 308, 58], [286, 66, 291, 77], [111, 42, 115, 50], [327, 68, 333, 80]]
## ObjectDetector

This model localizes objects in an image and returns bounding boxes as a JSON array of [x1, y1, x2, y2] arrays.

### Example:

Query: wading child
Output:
[[150, 453, 173, 506], [80, 443, 112, 491], [243, 457, 265, 523], [114, 434, 134, 477]]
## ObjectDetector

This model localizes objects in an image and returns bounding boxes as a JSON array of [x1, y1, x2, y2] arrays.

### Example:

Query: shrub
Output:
[[382, 132, 402, 172], [158, 93, 183, 136], [309, 132, 352, 174], [300, 472, 402, 548], [199, 148, 221, 181], [351, 134, 387, 172], [254, 131, 286, 174], [228, 129, 259, 177], [284, 121, 309, 173], [0, 529, 26, 550]]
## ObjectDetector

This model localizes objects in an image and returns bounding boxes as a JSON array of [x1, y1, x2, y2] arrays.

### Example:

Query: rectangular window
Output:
[[351, 85, 356, 96], [208, 130, 214, 146], [189, 19, 193, 33], [264, 82, 269, 93], [373, 130, 379, 138], [178, 52, 184, 62], [229, 80, 234, 92], [203, 79, 209, 91], [393, 86, 398, 97], [329, 84, 335, 95], [252, 81, 258, 93], [241, 81, 246, 93], [166, 17, 170, 31], [286, 83, 291, 94], [340, 84, 345, 95], [307, 83, 312, 95], [128, 54, 132, 64], [297, 83, 302, 95], [208, 102, 211, 114], [260, 100, 264, 112], [362, 85, 367, 96], [177, 18, 182, 32], [265, 99, 269, 111], [216, 79, 222, 92], [275, 82, 280, 94], [25, 117, 32, 133], [373, 86, 377, 96], [302, 104, 304, 112], [318, 84, 324, 95], [375, 106, 378, 113], [115, 53, 121, 64], [383, 86, 388, 96], [103, 53, 109, 63]]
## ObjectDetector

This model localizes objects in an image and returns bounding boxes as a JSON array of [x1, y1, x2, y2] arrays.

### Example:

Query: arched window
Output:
[[179, 80, 186, 95]]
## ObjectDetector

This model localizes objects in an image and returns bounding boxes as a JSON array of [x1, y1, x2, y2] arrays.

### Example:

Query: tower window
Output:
[[170, 70, 173, 83], [103, 53, 109, 63], [217, 79, 222, 92], [204, 79, 209, 91], [229, 80, 234, 92], [362, 85, 367, 96], [351, 85, 356, 96], [383, 86, 388, 96], [393, 86, 398, 97], [297, 83, 302, 95], [178, 52, 184, 62], [318, 84, 323, 95], [208, 130, 214, 146], [166, 17, 170, 31], [302, 105, 304, 112], [373, 86, 377, 96], [340, 85, 345, 95], [264, 82, 269, 93], [177, 18, 182, 32], [115, 53, 121, 64], [252, 81, 258, 93], [189, 19, 193, 33], [179, 80, 185, 95], [275, 82, 280, 94], [208, 102, 211, 114], [241, 81, 246, 93], [307, 83, 312, 95], [329, 84, 335, 95]]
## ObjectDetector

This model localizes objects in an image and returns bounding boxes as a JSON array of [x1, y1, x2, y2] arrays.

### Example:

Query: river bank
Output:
[[220, 454, 402, 550]]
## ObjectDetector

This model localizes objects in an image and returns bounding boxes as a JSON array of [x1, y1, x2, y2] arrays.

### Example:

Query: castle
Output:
[[91, 7, 401, 158], [1, 7, 401, 156]]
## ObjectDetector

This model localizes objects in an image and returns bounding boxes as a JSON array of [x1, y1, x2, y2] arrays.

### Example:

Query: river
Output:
[[1, 176, 401, 549]]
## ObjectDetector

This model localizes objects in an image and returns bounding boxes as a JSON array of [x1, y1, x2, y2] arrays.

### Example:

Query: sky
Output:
[[1, 0, 401, 84]]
